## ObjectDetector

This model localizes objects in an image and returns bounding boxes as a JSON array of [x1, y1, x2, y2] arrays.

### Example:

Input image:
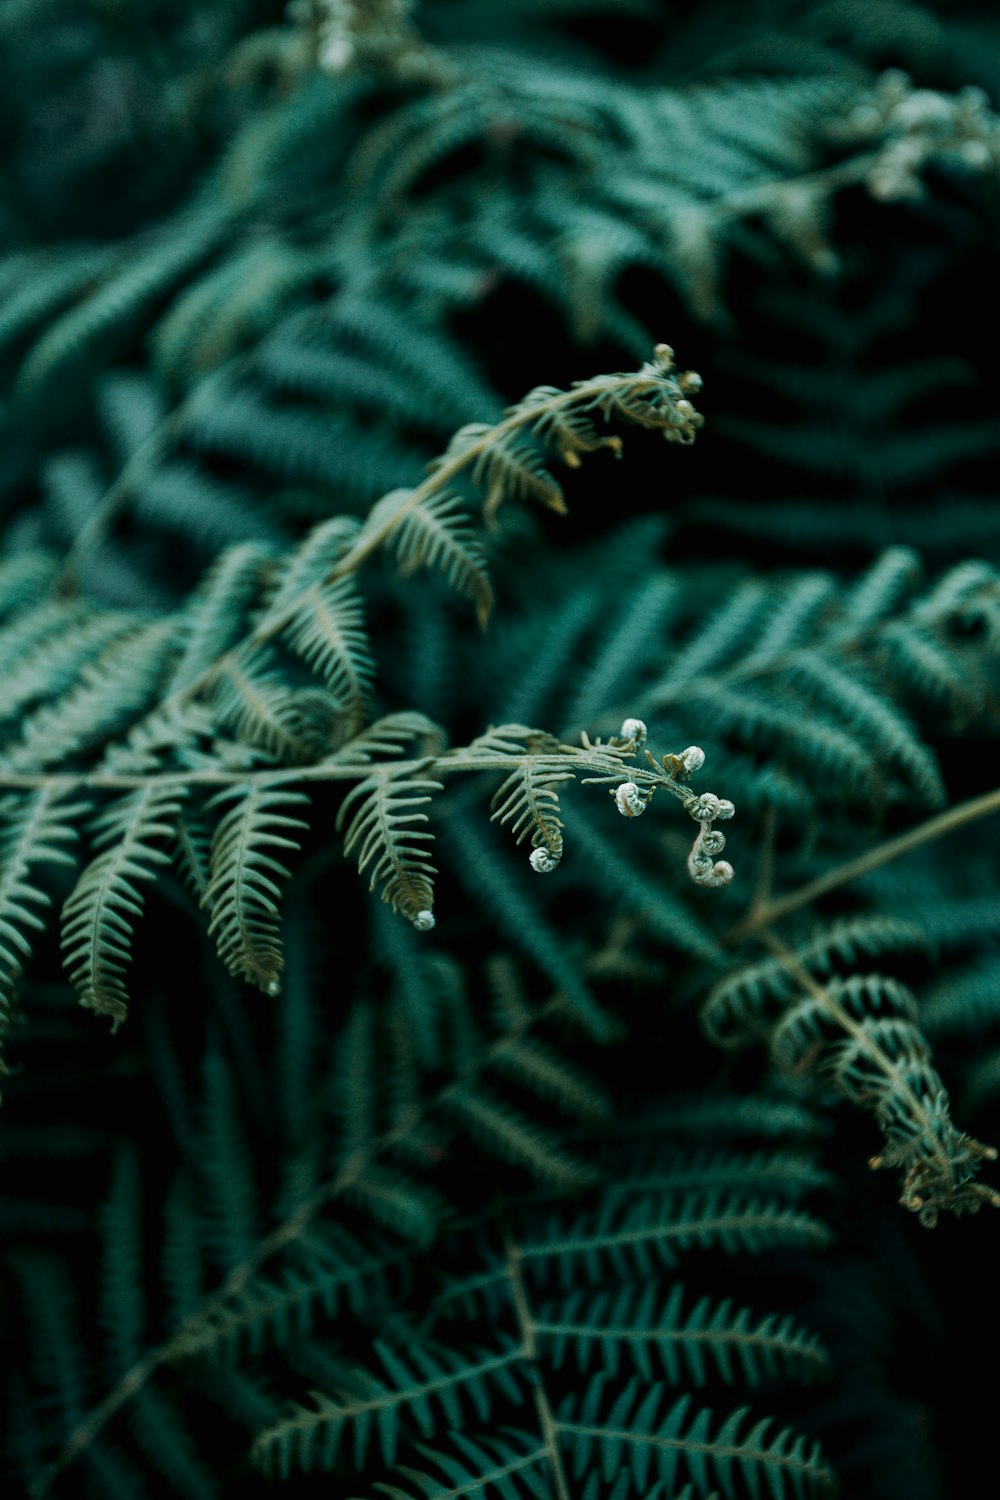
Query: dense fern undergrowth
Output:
[[2, 0, 1000, 1495]]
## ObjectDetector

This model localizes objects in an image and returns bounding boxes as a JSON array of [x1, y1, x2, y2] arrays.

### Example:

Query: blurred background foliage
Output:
[[2, 1, 1000, 1496]]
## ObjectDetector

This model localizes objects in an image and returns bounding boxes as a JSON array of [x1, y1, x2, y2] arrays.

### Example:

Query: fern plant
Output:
[[0, 341, 717, 1051], [4, 2, 1000, 1498]]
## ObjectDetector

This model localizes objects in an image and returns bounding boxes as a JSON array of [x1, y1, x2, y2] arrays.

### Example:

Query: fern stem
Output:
[[728, 784, 1000, 943], [504, 1234, 572, 1500], [28, 1352, 165, 1498], [0, 746, 643, 792], [712, 150, 884, 223]]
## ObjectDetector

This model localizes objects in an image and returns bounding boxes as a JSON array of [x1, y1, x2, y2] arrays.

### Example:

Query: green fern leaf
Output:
[[0, 787, 87, 1072], [485, 728, 573, 871], [252, 1339, 523, 1476], [60, 785, 186, 1027], [443, 1087, 600, 1189], [6, 620, 180, 771], [202, 784, 309, 995], [0, 606, 133, 725], [559, 1376, 835, 1498], [331, 712, 446, 767], [521, 1190, 831, 1286], [539, 1282, 829, 1386], [361, 1430, 551, 1500], [358, 489, 494, 626], [15, 204, 229, 402], [212, 645, 325, 763], [169, 542, 275, 693], [337, 761, 442, 924], [167, 1227, 406, 1365], [280, 577, 374, 736]]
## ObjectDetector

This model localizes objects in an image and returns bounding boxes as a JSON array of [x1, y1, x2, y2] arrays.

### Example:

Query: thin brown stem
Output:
[[726, 785, 1000, 945]]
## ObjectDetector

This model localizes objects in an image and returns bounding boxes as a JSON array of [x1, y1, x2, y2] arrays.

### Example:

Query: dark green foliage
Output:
[[3, 1, 1000, 1497]]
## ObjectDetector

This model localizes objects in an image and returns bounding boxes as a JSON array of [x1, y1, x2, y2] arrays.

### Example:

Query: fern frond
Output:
[[539, 1283, 830, 1387], [15, 204, 229, 403], [0, 245, 119, 365], [521, 1190, 831, 1286], [703, 915, 931, 1047], [705, 943, 1000, 1224], [0, 611, 150, 736], [359, 488, 494, 627], [452, 421, 567, 518], [152, 235, 316, 382], [443, 1087, 600, 1189], [337, 762, 442, 925], [169, 542, 275, 693], [212, 645, 326, 763], [136, 459, 277, 554], [344, 1162, 448, 1243], [785, 651, 944, 805], [604, 1148, 828, 1205], [487, 956, 611, 1122], [251, 1339, 524, 1476], [203, 784, 310, 994], [0, 788, 87, 1072], [185, 376, 421, 503], [264, 515, 361, 616], [5, 620, 179, 772], [99, 701, 217, 777], [485, 726, 574, 871], [558, 1375, 835, 1498], [60, 785, 186, 1026], [882, 617, 987, 722], [280, 577, 374, 736], [0, 551, 60, 623], [359, 1429, 551, 1500], [260, 297, 502, 432], [922, 951, 1000, 1038], [331, 712, 446, 767], [167, 1227, 406, 1365]]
